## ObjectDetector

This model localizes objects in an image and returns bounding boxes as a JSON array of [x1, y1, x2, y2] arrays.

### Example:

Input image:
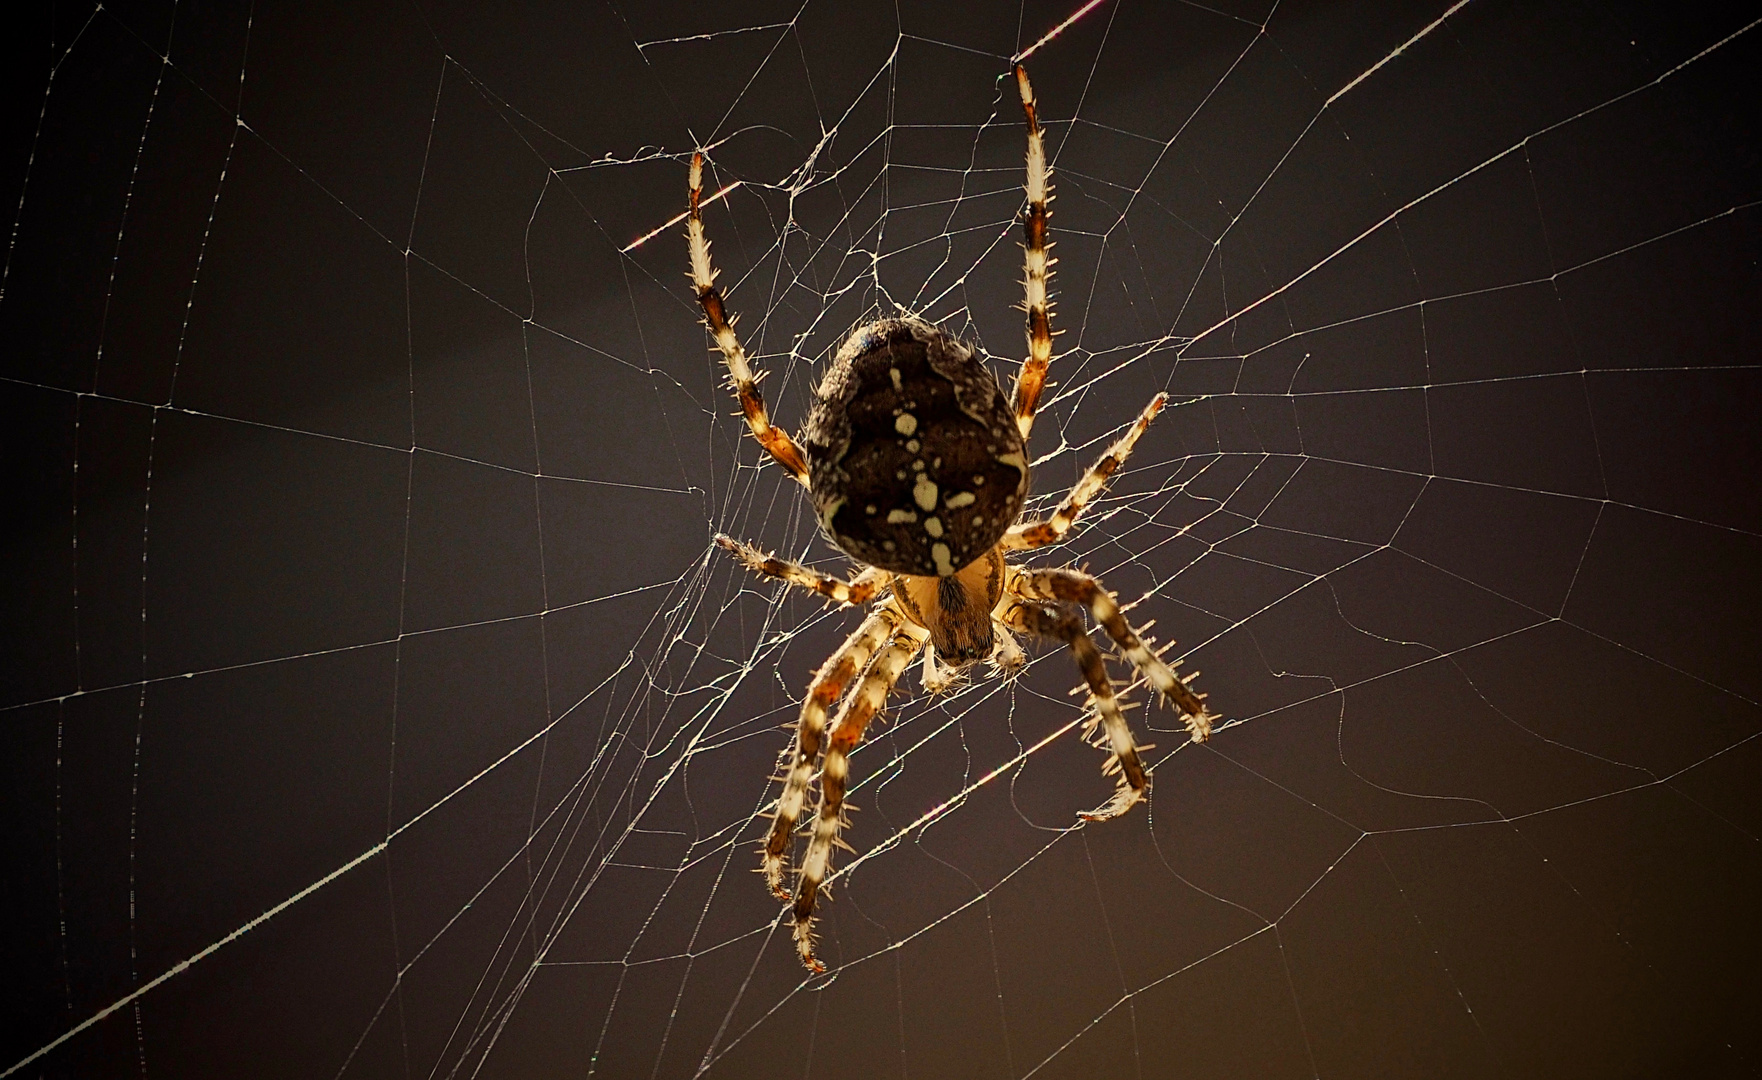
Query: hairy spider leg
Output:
[[1012, 65, 1057, 441], [762, 607, 898, 898], [1002, 598, 1150, 820], [715, 535, 884, 606], [687, 153, 812, 485], [794, 624, 928, 972], [1013, 567, 1213, 740], [1007, 392, 1169, 551]]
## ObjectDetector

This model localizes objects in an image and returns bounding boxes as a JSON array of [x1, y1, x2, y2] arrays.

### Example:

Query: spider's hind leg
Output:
[[1011, 65, 1057, 441], [687, 154, 812, 485]]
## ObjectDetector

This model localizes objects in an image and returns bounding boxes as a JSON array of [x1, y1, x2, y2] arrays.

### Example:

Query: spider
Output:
[[689, 66, 1215, 972]]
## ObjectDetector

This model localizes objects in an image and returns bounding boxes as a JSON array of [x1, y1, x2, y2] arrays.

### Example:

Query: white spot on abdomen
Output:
[[913, 477, 938, 511], [887, 509, 917, 524], [931, 543, 955, 576], [944, 491, 976, 509], [924, 516, 944, 538], [895, 413, 918, 436]]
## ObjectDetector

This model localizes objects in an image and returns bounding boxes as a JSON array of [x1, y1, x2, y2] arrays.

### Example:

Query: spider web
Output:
[[4, 0, 1760, 1076]]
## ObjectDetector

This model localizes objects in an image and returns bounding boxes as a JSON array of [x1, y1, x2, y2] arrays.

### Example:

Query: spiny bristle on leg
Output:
[[761, 848, 790, 899], [794, 915, 827, 974], [790, 629, 924, 972], [1081, 775, 1147, 822]]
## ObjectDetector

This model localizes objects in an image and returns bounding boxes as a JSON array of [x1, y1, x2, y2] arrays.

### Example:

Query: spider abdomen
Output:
[[802, 318, 1028, 577]]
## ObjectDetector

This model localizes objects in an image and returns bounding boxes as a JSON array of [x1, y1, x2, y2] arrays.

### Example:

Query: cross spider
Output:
[[692, 66, 1216, 972]]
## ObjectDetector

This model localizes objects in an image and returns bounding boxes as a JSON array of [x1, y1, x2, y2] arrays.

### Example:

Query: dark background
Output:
[[3, 1, 1760, 1077]]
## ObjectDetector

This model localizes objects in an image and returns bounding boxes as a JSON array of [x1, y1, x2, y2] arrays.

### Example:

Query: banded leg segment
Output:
[[1004, 600, 1148, 820], [1007, 392, 1168, 550], [716, 535, 882, 606], [762, 608, 898, 897], [1012, 65, 1057, 441], [687, 154, 811, 485], [793, 625, 927, 971], [1013, 567, 1213, 741]]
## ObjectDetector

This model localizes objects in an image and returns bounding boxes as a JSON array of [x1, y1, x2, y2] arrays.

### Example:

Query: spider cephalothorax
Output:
[[690, 66, 1217, 973]]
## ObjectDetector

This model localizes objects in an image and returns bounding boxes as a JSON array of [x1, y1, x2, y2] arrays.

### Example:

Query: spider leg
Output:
[[688, 154, 812, 486], [1006, 392, 1168, 551], [793, 624, 928, 972], [1011, 65, 1057, 441], [1012, 567, 1213, 741], [1002, 598, 1149, 820], [762, 607, 898, 898], [715, 535, 883, 606]]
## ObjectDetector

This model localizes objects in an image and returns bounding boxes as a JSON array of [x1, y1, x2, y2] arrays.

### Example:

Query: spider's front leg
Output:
[[1014, 567, 1213, 741], [793, 623, 927, 972], [761, 608, 897, 898], [1002, 598, 1150, 820]]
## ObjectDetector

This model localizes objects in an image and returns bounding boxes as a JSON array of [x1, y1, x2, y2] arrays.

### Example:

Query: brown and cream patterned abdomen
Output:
[[801, 319, 1028, 577]]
